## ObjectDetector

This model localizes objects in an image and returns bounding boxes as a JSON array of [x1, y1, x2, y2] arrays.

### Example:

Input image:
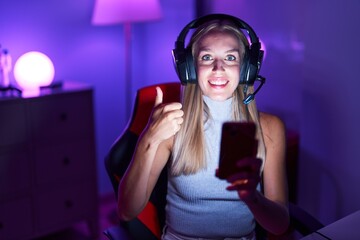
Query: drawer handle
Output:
[[64, 200, 73, 209], [63, 157, 70, 166]]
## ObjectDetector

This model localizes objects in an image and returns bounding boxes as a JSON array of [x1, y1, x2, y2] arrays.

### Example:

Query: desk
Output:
[[301, 210, 360, 239]]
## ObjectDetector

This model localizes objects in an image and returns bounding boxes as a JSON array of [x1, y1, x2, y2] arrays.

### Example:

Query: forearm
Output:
[[117, 89, 182, 221], [244, 191, 289, 235], [117, 131, 162, 221]]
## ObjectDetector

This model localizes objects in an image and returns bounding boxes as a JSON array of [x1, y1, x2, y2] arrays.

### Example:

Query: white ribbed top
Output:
[[164, 96, 255, 238]]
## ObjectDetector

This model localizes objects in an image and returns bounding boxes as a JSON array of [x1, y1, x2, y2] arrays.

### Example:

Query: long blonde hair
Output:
[[171, 19, 266, 176]]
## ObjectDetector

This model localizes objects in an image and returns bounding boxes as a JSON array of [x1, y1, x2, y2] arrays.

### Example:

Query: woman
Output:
[[118, 14, 290, 239]]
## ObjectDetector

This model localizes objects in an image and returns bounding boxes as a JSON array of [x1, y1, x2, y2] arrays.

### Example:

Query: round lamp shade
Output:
[[14, 51, 55, 97]]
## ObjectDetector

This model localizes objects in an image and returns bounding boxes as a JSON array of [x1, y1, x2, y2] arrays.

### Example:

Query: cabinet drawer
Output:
[[34, 182, 98, 232], [0, 198, 33, 240], [0, 101, 27, 147], [0, 151, 31, 197], [34, 139, 95, 186], [28, 91, 94, 144]]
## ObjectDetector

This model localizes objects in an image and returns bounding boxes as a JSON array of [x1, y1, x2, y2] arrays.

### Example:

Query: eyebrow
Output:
[[198, 48, 240, 54]]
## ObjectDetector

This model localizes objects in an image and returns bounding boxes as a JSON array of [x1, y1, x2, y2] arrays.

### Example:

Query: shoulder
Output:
[[259, 112, 286, 146], [259, 112, 285, 132]]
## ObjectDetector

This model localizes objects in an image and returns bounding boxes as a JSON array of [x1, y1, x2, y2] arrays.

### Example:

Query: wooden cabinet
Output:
[[0, 82, 99, 239]]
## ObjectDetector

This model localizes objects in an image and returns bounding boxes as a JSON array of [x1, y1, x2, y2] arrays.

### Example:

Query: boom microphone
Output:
[[243, 76, 265, 104]]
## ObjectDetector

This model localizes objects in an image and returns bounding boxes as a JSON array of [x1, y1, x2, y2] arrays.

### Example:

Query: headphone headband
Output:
[[176, 14, 260, 50]]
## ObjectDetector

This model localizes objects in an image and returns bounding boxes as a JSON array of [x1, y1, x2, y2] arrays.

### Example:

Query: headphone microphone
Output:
[[243, 76, 265, 104], [172, 13, 265, 104]]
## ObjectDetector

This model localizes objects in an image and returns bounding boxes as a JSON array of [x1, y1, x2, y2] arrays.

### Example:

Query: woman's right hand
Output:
[[146, 87, 184, 143]]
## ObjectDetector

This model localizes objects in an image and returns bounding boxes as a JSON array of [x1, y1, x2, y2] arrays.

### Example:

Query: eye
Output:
[[201, 54, 213, 61], [225, 55, 237, 61]]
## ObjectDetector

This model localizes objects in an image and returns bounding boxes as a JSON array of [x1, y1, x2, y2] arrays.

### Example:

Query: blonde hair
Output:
[[171, 19, 266, 176]]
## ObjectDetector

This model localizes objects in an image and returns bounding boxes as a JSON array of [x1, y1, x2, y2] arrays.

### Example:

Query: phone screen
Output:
[[217, 122, 258, 179]]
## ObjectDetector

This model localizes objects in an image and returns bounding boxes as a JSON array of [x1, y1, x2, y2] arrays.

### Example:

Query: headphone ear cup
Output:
[[184, 47, 197, 84], [240, 45, 263, 85], [172, 47, 197, 85], [240, 49, 250, 84]]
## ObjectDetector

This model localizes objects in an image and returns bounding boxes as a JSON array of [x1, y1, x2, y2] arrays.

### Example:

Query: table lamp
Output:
[[92, 0, 162, 118], [13, 51, 55, 97]]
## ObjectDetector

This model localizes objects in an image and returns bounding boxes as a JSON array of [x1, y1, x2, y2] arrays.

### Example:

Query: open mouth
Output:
[[208, 79, 228, 87]]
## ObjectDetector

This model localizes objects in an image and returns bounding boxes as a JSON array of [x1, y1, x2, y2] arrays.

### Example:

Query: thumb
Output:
[[154, 86, 163, 107]]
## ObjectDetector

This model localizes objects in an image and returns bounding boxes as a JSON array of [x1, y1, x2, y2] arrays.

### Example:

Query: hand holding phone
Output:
[[217, 122, 258, 180]]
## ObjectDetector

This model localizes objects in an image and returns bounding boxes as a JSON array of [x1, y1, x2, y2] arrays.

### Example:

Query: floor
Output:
[[33, 193, 119, 240]]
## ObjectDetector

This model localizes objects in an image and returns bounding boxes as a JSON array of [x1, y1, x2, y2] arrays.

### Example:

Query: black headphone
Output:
[[172, 14, 265, 104]]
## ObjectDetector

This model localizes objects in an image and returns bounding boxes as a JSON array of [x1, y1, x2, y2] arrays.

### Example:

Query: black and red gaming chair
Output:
[[103, 82, 181, 240], [103, 82, 323, 240]]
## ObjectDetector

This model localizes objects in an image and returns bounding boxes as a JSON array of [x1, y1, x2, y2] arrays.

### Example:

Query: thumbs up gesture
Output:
[[147, 87, 184, 142]]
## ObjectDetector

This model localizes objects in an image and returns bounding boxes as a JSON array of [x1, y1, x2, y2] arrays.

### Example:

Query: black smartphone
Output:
[[217, 122, 258, 179]]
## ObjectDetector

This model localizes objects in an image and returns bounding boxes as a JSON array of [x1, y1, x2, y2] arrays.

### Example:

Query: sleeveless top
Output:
[[164, 96, 255, 239]]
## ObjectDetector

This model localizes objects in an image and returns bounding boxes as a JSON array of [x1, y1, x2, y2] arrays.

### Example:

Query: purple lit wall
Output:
[[210, 1, 304, 131], [298, 0, 360, 225], [1, 0, 360, 227], [210, 0, 360, 225]]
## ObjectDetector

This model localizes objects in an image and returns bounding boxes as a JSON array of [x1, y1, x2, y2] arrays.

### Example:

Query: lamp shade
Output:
[[92, 0, 162, 25]]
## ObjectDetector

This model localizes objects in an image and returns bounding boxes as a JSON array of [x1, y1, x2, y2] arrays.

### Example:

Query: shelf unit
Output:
[[0, 82, 99, 239]]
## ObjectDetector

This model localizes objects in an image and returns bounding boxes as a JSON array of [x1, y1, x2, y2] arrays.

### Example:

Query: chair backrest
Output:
[[104, 82, 181, 240]]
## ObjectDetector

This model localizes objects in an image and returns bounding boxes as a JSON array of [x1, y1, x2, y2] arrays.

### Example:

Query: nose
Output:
[[212, 59, 225, 71]]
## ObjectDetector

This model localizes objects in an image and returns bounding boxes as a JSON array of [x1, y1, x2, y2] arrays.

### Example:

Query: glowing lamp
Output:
[[14, 51, 55, 97]]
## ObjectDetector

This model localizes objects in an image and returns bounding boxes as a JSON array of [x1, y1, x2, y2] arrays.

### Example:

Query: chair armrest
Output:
[[103, 225, 133, 240], [289, 202, 324, 236]]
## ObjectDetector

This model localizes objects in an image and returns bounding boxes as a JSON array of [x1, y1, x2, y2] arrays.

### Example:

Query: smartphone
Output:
[[217, 122, 258, 179]]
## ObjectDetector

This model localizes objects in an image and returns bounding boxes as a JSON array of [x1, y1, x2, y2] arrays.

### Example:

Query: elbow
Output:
[[271, 210, 290, 236], [117, 205, 137, 222], [117, 199, 136, 221], [267, 222, 290, 237], [272, 222, 290, 236], [118, 213, 134, 222], [117, 188, 139, 221], [117, 198, 145, 221]]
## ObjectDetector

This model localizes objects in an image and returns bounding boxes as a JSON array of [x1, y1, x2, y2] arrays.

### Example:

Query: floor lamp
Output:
[[92, 0, 162, 119]]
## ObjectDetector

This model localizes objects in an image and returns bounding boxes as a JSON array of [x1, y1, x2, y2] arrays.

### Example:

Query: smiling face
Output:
[[195, 31, 241, 101]]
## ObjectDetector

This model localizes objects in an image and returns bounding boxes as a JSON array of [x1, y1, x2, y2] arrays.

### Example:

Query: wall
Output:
[[298, 0, 360, 224], [210, 0, 360, 225], [209, 0, 303, 131]]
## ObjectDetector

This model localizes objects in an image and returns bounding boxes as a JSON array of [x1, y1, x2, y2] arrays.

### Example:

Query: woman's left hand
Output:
[[225, 157, 262, 202]]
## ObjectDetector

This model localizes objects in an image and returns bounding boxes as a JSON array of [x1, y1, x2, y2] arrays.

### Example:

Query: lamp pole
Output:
[[92, 0, 162, 118], [124, 22, 132, 119]]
